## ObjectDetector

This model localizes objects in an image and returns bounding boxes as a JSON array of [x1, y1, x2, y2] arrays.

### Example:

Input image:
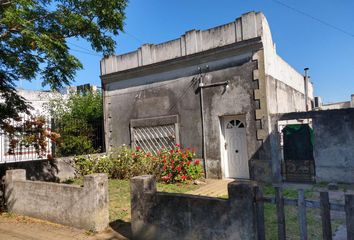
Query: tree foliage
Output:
[[0, 0, 127, 124], [48, 90, 103, 156]]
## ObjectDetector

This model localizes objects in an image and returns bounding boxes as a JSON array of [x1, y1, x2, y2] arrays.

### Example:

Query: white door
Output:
[[224, 118, 249, 179]]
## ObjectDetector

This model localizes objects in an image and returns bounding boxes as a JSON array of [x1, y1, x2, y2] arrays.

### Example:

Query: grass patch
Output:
[[69, 178, 199, 221], [261, 184, 315, 199], [261, 184, 346, 239], [264, 204, 322, 240]]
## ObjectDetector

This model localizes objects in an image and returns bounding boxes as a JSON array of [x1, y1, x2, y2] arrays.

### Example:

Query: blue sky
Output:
[[20, 0, 354, 104]]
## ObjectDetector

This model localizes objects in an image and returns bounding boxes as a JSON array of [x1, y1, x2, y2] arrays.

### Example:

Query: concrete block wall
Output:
[[274, 109, 354, 183], [5, 169, 109, 231], [312, 109, 354, 183], [0, 156, 77, 183], [131, 175, 258, 240]]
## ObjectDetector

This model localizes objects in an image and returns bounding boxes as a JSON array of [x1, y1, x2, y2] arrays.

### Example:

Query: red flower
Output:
[[136, 146, 141, 151], [181, 175, 187, 181], [161, 176, 170, 182], [175, 143, 180, 147], [194, 159, 200, 165], [170, 149, 174, 154], [177, 165, 182, 172], [161, 146, 165, 149], [187, 161, 191, 165]]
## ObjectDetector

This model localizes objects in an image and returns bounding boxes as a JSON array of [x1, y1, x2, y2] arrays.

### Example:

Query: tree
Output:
[[0, 0, 127, 125], [47, 90, 103, 156]]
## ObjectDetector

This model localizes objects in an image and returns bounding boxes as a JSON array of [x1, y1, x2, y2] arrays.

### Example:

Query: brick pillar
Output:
[[130, 175, 157, 240], [228, 180, 258, 240]]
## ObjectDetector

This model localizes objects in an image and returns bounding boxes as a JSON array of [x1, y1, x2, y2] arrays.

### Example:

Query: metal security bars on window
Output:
[[132, 124, 176, 154]]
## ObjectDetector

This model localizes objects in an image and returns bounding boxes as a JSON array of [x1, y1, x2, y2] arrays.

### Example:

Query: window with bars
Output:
[[130, 115, 179, 154]]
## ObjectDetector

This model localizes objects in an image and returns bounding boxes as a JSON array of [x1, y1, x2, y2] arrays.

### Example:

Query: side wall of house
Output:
[[266, 75, 308, 114]]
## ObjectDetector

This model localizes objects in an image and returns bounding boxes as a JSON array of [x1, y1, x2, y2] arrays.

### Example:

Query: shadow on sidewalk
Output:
[[109, 220, 132, 239]]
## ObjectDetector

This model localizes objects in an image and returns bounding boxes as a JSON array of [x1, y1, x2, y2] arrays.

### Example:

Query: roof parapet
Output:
[[100, 11, 273, 75]]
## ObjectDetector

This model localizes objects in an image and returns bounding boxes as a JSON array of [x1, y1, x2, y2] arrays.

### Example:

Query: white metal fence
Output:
[[0, 116, 52, 163]]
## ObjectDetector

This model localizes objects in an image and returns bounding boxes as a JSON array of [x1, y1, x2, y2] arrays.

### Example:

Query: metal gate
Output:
[[282, 124, 315, 182]]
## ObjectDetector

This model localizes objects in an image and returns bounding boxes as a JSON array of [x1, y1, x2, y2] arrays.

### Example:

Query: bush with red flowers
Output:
[[73, 144, 203, 183], [157, 145, 203, 183]]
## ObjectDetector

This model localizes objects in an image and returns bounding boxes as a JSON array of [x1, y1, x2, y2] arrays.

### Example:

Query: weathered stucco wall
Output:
[[105, 72, 203, 154], [131, 175, 258, 240], [0, 157, 76, 182], [104, 55, 265, 179], [202, 61, 261, 178], [274, 109, 354, 183], [266, 76, 308, 114], [103, 45, 264, 179], [5, 169, 109, 231], [312, 109, 354, 183], [101, 11, 311, 181]]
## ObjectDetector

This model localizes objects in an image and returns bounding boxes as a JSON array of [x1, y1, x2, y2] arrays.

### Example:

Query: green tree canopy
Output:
[[0, 0, 127, 124], [48, 90, 104, 156]]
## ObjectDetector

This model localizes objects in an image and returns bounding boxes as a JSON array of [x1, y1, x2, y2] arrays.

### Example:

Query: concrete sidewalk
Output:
[[0, 214, 130, 240], [187, 179, 233, 197]]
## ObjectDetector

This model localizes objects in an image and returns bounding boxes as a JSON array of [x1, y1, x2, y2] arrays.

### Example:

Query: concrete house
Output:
[[100, 12, 313, 181]]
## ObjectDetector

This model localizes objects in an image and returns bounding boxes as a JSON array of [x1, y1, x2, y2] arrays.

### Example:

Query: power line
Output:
[[273, 0, 354, 38], [67, 41, 94, 53], [124, 31, 145, 44], [68, 46, 102, 57], [66, 41, 102, 57], [67, 31, 146, 57]]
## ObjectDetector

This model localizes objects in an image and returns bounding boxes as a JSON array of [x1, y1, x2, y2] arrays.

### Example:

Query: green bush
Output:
[[47, 91, 103, 157], [158, 145, 203, 183], [73, 145, 203, 183], [74, 155, 96, 176], [57, 133, 95, 157], [108, 146, 160, 179]]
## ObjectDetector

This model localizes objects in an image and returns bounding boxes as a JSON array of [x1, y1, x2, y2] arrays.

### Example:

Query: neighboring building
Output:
[[100, 12, 313, 181], [0, 84, 98, 163], [0, 89, 59, 163], [314, 94, 354, 110], [16, 88, 61, 116], [60, 83, 98, 95]]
